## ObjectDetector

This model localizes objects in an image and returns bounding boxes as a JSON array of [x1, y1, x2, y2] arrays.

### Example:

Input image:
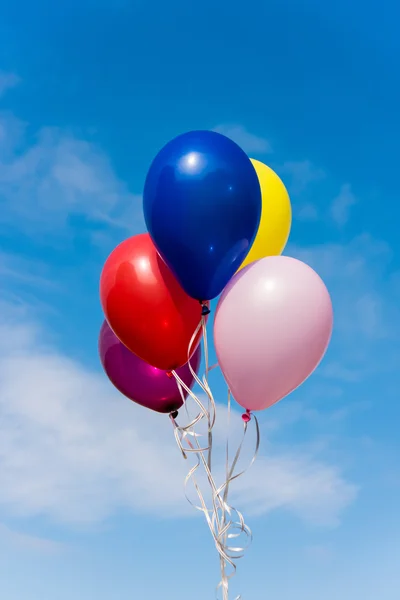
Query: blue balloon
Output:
[[143, 130, 262, 300]]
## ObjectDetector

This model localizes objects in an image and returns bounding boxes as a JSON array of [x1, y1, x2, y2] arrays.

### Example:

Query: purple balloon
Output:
[[99, 320, 201, 414]]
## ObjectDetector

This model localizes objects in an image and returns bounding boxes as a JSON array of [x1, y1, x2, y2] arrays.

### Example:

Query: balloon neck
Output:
[[199, 300, 210, 316], [166, 371, 174, 379], [170, 410, 179, 420], [242, 409, 252, 423]]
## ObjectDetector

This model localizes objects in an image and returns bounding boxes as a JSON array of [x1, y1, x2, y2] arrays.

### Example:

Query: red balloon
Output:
[[100, 233, 207, 371]]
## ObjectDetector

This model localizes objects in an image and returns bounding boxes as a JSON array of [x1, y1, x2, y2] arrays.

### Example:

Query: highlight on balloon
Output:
[[98, 129, 333, 600]]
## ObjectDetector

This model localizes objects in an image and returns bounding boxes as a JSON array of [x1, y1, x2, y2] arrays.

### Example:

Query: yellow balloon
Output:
[[238, 159, 292, 271]]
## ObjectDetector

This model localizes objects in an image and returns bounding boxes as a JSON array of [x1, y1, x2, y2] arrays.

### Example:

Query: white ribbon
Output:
[[170, 316, 260, 600]]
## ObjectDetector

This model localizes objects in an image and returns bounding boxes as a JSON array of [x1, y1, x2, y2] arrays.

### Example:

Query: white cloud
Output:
[[295, 183, 357, 226], [0, 302, 356, 527], [238, 453, 356, 526], [289, 234, 399, 381], [213, 124, 272, 154], [0, 112, 144, 241], [0, 523, 64, 554], [290, 234, 394, 339], [296, 202, 319, 221], [304, 543, 333, 562], [320, 362, 363, 383], [0, 251, 60, 291], [330, 183, 357, 226], [0, 99, 358, 532], [0, 72, 20, 98], [279, 160, 325, 193]]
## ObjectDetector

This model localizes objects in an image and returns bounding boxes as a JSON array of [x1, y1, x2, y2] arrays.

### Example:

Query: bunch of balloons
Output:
[[99, 129, 333, 417]]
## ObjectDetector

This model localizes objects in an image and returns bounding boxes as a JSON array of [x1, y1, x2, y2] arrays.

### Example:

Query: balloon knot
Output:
[[200, 302, 210, 316], [170, 410, 179, 419], [242, 409, 251, 423], [166, 371, 173, 379]]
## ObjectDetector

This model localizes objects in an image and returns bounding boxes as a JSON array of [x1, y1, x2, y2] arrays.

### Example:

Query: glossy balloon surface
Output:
[[214, 256, 333, 412], [99, 321, 201, 414], [100, 233, 206, 370], [238, 159, 292, 270], [143, 130, 261, 300]]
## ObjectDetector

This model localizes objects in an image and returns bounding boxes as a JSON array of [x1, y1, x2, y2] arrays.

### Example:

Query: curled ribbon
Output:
[[170, 317, 260, 600]]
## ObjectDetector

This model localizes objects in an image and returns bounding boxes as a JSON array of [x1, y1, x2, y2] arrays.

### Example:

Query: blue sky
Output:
[[0, 0, 399, 598]]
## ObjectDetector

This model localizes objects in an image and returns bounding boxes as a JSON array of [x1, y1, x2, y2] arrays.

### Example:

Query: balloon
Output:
[[143, 130, 262, 301], [214, 256, 333, 412], [99, 321, 201, 414], [238, 160, 292, 271], [100, 233, 207, 371]]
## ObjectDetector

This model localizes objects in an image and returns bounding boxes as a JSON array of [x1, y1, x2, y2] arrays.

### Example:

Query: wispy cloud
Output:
[[0, 71, 20, 98], [297, 202, 320, 222], [320, 362, 363, 383], [330, 183, 357, 226], [304, 543, 333, 563], [236, 453, 356, 527], [0, 252, 61, 291], [279, 160, 326, 194], [0, 112, 144, 243], [295, 182, 357, 227], [291, 234, 394, 338], [213, 124, 272, 154], [0, 302, 356, 527], [0, 523, 65, 554], [289, 234, 399, 382]]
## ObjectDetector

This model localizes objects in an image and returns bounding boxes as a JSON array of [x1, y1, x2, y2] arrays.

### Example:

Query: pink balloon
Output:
[[214, 256, 333, 412]]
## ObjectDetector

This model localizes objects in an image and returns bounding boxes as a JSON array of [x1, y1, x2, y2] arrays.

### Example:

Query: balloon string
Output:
[[170, 318, 260, 600], [171, 389, 259, 600], [215, 391, 260, 600], [171, 317, 222, 539]]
